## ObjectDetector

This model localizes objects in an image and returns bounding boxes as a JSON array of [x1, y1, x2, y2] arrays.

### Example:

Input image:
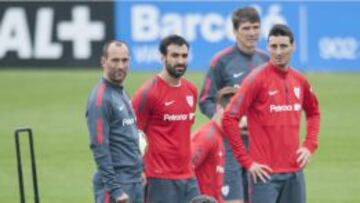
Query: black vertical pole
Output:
[[28, 129, 40, 203], [15, 130, 25, 203], [15, 128, 40, 203]]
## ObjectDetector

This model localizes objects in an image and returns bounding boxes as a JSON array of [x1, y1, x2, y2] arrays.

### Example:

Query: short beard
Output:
[[165, 62, 187, 79], [108, 68, 126, 85]]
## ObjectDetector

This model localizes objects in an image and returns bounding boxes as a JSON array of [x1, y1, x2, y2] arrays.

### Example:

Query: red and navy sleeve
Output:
[[132, 78, 156, 131], [222, 69, 262, 169], [86, 82, 124, 199], [302, 78, 321, 153], [189, 81, 199, 123], [199, 55, 223, 119]]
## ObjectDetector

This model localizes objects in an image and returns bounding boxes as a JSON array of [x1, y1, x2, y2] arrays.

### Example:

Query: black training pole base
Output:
[[15, 127, 40, 203]]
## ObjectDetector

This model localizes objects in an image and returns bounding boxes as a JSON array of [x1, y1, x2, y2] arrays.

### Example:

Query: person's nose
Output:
[[275, 48, 282, 56], [178, 57, 186, 65], [118, 62, 128, 70], [249, 28, 258, 36]]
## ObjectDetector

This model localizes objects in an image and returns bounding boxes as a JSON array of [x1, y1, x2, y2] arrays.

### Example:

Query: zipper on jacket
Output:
[[283, 79, 289, 103]]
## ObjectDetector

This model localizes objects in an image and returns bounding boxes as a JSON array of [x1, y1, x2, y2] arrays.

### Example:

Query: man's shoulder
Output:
[[209, 46, 236, 68], [87, 80, 113, 108], [197, 120, 213, 132], [89, 80, 106, 97], [136, 76, 159, 94], [246, 63, 269, 82], [182, 78, 198, 92], [182, 78, 196, 86], [255, 48, 270, 60], [192, 121, 218, 142], [290, 67, 305, 77], [288, 67, 309, 85]]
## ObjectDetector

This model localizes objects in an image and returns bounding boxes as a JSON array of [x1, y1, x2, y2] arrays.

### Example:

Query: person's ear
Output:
[[160, 54, 166, 64], [292, 42, 296, 52], [101, 57, 106, 67]]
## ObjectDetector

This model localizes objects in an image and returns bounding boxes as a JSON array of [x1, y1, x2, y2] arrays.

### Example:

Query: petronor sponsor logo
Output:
[[122, 118, 135, 126], [269, 103, 301, 112], [163, 113, 195, 121], [293, 103, 302, 111], [189, 113, 196, 120], [270, 104, 292, 112]]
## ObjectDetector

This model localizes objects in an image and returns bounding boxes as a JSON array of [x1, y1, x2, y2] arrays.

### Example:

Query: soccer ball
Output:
[[138, 130, 148, 156]]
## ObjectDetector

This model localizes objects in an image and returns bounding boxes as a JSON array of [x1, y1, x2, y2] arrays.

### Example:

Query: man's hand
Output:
[[141, 172, 147, 186], [296, 147, 312, 168], [249, 162, 272, 183], [116, 193, 129, 203]]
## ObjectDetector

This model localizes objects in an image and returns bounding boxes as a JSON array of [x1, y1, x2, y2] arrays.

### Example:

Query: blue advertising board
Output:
[[115, 1, 360, 72]]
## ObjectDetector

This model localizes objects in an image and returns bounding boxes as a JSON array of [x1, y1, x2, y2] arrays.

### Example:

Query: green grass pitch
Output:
[[0, 69, 360, 203]]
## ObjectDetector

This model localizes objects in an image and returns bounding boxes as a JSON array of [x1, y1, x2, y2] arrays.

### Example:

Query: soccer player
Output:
[[199, 7, 269, 203], [192, 87, 238, 203], [86, 40, 144, 203], [222, 24, 321, 203], [132, 34, 199, 203]]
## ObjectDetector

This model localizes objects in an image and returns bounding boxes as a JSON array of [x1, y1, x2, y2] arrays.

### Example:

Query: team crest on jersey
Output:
[[186, 95, 194, 107], [221, 185, 229, 196], [293, 87, 301, 99]]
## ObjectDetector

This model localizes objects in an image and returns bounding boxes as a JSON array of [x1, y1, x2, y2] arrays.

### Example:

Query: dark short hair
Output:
[[267, 24, 294, 44], [159, 34, 189, 55], [216, 86, 238, 108], [232, 7, 260, 30], [102, 40, 128, 58], [190, 195, 218, 203]]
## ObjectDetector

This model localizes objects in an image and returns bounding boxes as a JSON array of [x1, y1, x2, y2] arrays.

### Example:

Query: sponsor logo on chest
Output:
[[122, 118, 135, 126], [269, 103, 302, 112], [163, 112, 195, 121]]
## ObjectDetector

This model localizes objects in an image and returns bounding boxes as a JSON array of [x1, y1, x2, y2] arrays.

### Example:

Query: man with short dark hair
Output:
[[86, 40, 144, 203], [222, 24, 321, 203], [132, 34, 199, 203], [199, 7, 269, 203]]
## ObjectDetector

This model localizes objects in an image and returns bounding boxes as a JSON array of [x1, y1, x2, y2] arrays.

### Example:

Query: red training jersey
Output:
[[191, 120, 225, 203], [222, 62, 320, 172], [132, 75, 198, 179]]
